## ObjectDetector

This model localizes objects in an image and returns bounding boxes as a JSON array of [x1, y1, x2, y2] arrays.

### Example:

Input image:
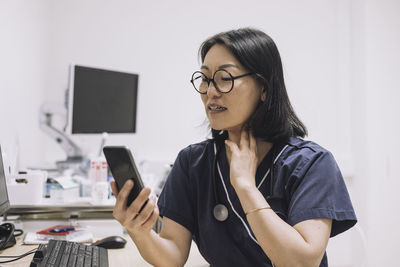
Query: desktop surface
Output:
[[0, 219, 208, 267], [0, 233, 149, 267], [1, 234, 208, 267]]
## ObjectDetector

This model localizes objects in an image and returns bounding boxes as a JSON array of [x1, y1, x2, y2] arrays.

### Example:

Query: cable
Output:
[[0, 247, 37, 258], [0, 248, 37, 263], [13, 228, 23, 237]]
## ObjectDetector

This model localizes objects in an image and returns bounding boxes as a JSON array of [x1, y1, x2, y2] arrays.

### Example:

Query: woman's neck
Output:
[[225, 129, 273, 166], [227, 129, 241, 145]]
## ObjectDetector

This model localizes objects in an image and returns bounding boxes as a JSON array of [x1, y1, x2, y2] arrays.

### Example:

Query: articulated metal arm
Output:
[[39, 103, 83, 159]]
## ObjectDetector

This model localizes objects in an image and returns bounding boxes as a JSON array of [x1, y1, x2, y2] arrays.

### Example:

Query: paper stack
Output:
[[22, 225, 93, 245]]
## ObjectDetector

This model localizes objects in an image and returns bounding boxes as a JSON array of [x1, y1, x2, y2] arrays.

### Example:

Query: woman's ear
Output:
[[261, 88, 267, 102]]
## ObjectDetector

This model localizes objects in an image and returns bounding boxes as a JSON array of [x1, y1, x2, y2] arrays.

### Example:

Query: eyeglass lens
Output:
[[191, 70, 233, 94]]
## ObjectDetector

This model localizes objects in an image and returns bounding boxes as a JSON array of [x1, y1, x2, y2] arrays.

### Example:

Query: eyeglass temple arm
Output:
[[231, 72, 255, 80]]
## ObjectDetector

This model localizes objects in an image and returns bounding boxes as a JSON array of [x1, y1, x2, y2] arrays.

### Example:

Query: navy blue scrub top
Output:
[[158, 137, 357, 267]]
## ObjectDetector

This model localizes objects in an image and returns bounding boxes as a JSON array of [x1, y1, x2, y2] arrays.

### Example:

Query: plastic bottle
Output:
[[90, 158, 109, 202], [88, 160, 97, 197]]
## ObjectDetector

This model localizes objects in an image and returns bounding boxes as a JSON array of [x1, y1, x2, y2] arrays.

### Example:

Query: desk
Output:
[[0, 220, 209, 267], [6, 199, 115, 219]]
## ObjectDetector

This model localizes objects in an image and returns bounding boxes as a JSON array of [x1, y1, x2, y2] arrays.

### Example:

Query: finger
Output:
[[119, 179, 135, 197], [116, 179, 134, 210], [110, 180, 118, 196], [239, 128, 250, 150], [249, 131, 257, 153], [136, 196, 156, 224], [141, 198, 159, 227], [225, 140, 239, 155], [143, 204, 159, 230], [127, 187, 151, 217]]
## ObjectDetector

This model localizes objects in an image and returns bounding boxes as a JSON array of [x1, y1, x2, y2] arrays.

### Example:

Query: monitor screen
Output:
[[69, 65, 139, 134], [0, 146, 10, 216]]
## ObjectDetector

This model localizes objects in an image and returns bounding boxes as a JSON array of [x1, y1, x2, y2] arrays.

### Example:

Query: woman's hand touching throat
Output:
[[225, 129, 272, 191]]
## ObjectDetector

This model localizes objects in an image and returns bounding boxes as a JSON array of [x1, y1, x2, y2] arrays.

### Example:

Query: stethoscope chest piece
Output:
[[213, 203, 229, 222]]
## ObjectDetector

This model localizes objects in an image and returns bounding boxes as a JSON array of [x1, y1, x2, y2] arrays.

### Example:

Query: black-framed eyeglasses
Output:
[[190, 69, 254, 94]]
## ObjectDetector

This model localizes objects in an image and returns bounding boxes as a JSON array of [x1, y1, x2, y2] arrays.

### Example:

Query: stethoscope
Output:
[[212, 139, 288, 222]]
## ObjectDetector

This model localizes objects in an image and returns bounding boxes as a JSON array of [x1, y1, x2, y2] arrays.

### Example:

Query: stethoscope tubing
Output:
[[212, 140, 288, 221], [212, 140, 289, 266]]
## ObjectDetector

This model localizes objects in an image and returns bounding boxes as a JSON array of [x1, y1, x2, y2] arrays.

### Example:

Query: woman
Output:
[[111, 28, 357, 267]]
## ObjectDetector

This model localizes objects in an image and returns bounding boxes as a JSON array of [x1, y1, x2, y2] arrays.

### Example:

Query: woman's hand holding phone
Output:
[[110, 179, 159, 239]]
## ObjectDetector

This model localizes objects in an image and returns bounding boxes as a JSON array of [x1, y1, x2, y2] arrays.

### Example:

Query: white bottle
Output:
[[100, 160, 108, 183], [89, 159, 98, 198], [90, 158, 109, 203]]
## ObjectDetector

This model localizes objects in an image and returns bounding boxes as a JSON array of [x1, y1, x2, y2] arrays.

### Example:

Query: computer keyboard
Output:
[[30, 239, 108, 267]]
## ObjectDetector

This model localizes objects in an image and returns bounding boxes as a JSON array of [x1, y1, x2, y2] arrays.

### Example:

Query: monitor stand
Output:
[[39, 103, 88, 175]]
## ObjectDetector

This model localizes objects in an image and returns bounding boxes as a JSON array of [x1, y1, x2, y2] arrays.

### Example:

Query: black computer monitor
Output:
[[0, 146, 10, 217], [67, 65, 139, 134]]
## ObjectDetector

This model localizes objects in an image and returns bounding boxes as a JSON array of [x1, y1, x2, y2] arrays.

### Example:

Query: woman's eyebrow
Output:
[[200, 64, 239, 70], [218, 63, 239, 69]]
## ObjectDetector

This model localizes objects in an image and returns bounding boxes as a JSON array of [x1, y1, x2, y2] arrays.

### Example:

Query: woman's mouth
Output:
[[208, 105, 227, 113]]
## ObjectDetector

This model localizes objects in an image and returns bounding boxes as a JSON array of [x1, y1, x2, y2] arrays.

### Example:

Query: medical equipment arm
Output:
[[39, 103, 83, 159]]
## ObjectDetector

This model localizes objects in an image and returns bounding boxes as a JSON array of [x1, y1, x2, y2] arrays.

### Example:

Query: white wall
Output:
[[42, 0, 353, 169], [334, 0, 400, 265], [364, 0, 400, 265], [2, 0, 399, 266], [0, 1, 48, 172]]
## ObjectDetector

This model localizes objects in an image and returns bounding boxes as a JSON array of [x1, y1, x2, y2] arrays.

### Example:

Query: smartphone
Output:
[[103, 146, 145, 206]]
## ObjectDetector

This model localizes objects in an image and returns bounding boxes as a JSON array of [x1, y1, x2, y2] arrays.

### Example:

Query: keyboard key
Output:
[[92, 246, 99, 267], [29, 239, 108, 267], [75, 244, 87, 267], [84, 246, 93, 267], [59, 242, 73, 267]]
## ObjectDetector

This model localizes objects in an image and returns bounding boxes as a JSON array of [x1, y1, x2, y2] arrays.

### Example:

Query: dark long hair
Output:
[[199, 28, 307, 143]]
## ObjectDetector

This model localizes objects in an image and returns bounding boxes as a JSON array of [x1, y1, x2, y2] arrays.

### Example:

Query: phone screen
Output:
[[103, 146, 144, 206]]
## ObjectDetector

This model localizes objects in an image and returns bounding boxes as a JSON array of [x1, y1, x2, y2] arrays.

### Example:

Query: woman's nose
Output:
[[206, 81, 221, 98]]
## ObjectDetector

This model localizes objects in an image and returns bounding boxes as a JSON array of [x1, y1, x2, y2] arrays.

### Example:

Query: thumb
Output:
[[225, 140, 239, 154]]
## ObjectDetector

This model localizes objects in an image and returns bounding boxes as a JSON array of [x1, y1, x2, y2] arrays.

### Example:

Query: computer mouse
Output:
[[92, 235, 127, 249]]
